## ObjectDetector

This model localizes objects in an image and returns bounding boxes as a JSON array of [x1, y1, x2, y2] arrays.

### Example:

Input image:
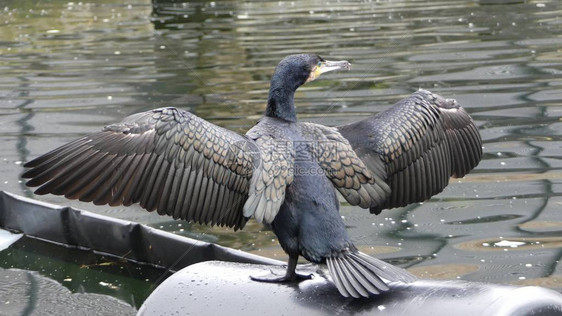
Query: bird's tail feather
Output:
[[326, 251, 416, 298]]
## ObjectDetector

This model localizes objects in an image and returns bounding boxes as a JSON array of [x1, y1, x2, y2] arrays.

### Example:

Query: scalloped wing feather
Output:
[[242, 133, 294, 224], [298, 122, 391, 209]]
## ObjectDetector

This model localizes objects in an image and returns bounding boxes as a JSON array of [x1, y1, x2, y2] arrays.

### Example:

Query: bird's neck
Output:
[[265, 72, 301, 123]]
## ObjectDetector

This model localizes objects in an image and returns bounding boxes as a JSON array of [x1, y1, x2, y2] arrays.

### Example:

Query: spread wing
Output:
[[22, 107, 257, 230], [337, 89, 482, 214], [298, 122, 390, 208]]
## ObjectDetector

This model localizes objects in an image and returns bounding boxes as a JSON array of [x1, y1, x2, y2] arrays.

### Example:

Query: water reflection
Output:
[[0, 0, 560, 308], [0, 236, 166, 309]]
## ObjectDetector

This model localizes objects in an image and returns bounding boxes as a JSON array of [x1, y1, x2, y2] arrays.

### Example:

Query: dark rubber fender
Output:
[[139, 261, 562, 316]]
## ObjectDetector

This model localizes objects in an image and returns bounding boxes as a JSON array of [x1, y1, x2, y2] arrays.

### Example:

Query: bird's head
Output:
[[266, 54, 351, 122], [273, 54, 351, 89]]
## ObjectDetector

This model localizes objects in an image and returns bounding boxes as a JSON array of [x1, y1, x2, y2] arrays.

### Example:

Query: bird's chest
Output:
[[272, 164, 347, 259]]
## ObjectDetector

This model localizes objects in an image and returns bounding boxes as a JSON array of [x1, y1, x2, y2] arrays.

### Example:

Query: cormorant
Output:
[[22, 54, 482, 298]]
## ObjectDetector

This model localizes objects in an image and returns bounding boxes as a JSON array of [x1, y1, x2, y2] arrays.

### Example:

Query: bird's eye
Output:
[[317, 62, 322, 67]]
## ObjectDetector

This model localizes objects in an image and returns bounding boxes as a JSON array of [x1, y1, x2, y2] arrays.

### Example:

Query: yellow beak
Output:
[[307, 59, 351, 83]]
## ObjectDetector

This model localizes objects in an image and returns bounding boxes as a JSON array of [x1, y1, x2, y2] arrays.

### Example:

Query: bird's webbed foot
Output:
[[250, 270, 313, 283], [250, 254, 313, 283]]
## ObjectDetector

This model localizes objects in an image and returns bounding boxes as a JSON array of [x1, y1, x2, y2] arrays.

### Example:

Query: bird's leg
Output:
[[250, 254, 313, 283]]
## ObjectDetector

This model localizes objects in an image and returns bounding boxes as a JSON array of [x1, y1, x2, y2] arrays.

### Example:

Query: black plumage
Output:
[[22, 54, 482, 298]]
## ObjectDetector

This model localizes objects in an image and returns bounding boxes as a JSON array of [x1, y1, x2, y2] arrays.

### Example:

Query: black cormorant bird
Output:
[[22, 54, 482, 298]]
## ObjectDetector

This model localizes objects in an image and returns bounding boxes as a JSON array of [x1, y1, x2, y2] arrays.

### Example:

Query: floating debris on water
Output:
[[494, 240, 525, 248]]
